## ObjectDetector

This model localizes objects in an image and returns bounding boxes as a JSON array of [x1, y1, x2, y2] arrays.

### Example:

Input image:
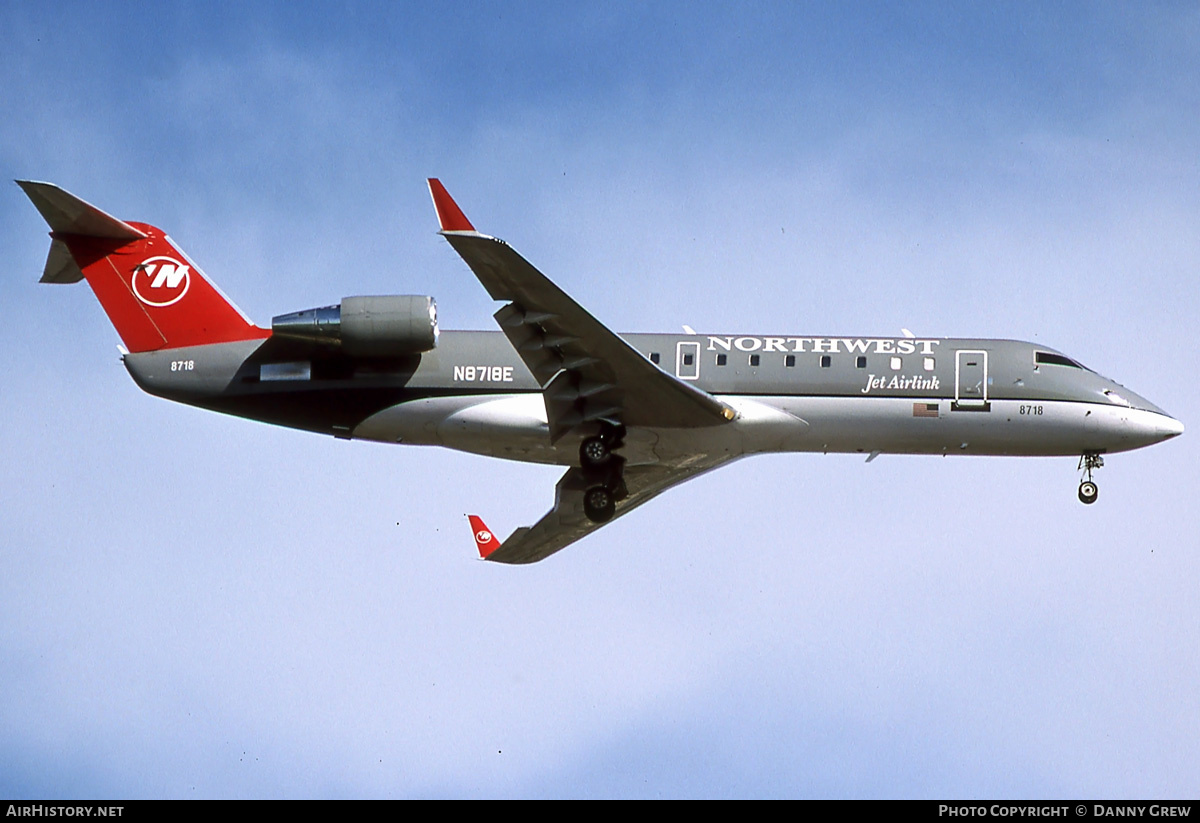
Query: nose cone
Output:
[[1092, 405, 1184, 453], [1119, 409, 1184, 450], [1100, 383, 1182, 443], [1157, 414, 1185, 440]]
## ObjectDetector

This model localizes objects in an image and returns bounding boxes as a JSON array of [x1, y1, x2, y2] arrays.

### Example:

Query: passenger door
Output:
[[953, 349, 990, 411]]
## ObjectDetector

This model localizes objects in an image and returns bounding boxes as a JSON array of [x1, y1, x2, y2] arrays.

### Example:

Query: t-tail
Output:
[[17, 181, 268, 352]]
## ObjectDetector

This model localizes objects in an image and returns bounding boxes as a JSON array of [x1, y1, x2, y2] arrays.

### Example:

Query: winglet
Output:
[[427, 178, 476, 232], [467, 515, 502, 559]]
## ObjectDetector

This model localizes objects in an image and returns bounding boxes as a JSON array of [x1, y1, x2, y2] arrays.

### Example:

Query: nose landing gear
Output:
[[1077, 452, 1104, 504], [1078, 481, 1098, 505]]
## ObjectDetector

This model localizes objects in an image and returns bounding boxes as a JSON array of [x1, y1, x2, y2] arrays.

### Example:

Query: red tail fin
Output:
[[62, 228, 268, 352], [20, 181, 268, 353]]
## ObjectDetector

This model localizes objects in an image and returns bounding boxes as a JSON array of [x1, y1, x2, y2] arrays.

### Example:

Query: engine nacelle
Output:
[[272, 295, 438, 356]]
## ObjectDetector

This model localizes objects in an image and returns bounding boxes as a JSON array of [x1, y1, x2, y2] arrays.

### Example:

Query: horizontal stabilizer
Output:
[[16, 180, 147, 241], [40, 238, 84, 284]]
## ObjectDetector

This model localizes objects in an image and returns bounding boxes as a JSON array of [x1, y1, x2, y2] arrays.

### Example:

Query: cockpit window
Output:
[[1035, 352, 1084, 369]]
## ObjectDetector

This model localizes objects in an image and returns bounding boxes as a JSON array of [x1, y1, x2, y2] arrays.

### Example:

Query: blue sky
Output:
[[2, 1, 1198, 798]]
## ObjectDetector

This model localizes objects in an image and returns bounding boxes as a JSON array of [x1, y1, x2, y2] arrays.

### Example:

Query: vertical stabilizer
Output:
[[18, 181, 268, 353]]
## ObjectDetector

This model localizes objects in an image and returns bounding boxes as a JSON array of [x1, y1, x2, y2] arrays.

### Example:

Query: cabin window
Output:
[[683, 352, 694, 367], [820, 355, 831, 368], [650, 352, 660, 364], [856, 356, 867, 369], [749, 354, 760, 367], [716, 354, 727, 366], [890, 356, 902, 370], [923, 356, 935, 371], [785, 355, 795, 368]]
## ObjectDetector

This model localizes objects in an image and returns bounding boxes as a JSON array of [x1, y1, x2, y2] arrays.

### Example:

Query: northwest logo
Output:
[[132, 256, 191, 307], [475, 530, 493, 544]]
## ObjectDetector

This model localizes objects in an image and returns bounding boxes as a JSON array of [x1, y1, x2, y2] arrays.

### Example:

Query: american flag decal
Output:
[[913, 402, 939, 418]]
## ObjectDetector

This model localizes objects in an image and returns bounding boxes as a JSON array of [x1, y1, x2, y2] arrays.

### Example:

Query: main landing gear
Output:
[[1077, 452, 1104, 505], [580, 424, 627, 524]]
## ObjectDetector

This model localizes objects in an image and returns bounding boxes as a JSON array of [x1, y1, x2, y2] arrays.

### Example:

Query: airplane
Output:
[[18, 179, 1184, 564]]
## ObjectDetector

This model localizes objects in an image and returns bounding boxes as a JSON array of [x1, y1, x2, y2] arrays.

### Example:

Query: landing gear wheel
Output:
[[580, 436, 611, 468], [1076, 452, 1104, 505], [583, 485, 616, 523], [1078, 481, 1098, 505]]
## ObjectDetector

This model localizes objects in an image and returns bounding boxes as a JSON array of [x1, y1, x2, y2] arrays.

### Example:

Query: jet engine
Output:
[[271, 295, 438, 356]]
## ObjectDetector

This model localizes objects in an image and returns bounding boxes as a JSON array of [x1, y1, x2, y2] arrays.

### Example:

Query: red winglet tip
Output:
[[428, 178, 476, 232], [467, 514, 501, 559]]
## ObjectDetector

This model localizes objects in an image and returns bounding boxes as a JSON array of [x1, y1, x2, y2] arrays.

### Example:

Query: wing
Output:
[[428, 179, 734, 442], [477, 454, 737, 564], [430, 179, 743, 563]]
